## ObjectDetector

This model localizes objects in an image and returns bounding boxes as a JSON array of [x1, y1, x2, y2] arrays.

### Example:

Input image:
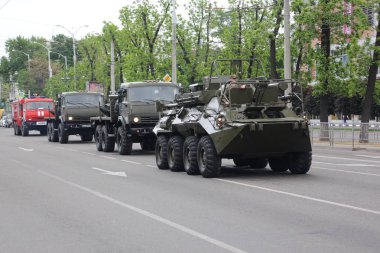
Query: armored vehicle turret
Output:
[[154, 59, 312, 178]]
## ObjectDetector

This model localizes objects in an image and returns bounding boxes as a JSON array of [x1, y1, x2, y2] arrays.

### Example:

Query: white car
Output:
[[0, 116, 6, 127]]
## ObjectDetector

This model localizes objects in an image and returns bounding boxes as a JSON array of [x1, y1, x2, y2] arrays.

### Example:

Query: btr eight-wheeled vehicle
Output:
[[47, 91, 103, 144], [154, 59, 312, 178], [90, 81, 179, 155]]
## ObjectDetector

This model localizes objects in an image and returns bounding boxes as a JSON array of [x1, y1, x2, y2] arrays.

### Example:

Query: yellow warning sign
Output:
[[163, 74, 171, 82]]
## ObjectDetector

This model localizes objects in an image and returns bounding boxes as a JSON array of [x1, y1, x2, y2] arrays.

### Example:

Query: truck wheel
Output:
[[183, 136, 200, 175], [118, 127, 132, 155], [21, 124, 29, 136], [102, 125, 115, 152], [233, 158, 249, 167], [47, 123, 52, 142], [249, 158, 268, 169], [288, 152, 312, 174], [156, 135, 169, 170], [167, 136, 184, 172], [95, 125, 104, 151], [52, 124, 59, 142], [268, 157, 289, 172], [197, 136, 221, 178], [58, 123, 68, 144]]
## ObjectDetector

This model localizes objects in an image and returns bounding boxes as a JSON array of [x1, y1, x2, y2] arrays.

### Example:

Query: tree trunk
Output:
[[360, 6, 380, 143], [269, 38, 279, 79]]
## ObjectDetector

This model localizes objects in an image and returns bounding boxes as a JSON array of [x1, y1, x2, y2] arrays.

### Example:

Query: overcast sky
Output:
[[0, 0, 229, 58]]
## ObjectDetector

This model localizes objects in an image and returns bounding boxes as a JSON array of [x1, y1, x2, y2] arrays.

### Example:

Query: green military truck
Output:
[[47, 91, 103, 144], [90, 81, 179, 155]]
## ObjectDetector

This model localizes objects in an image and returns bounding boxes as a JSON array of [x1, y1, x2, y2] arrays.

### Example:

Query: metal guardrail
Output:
[[309, 122, 380, 149]]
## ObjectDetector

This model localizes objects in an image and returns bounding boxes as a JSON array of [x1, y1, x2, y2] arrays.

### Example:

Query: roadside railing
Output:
[[309, 121, 380, 149]]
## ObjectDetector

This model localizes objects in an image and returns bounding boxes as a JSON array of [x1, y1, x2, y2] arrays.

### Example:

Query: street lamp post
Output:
[[33, 41, 52, 78], [56, 25, 88, 90], [12, 50, 30, 71]]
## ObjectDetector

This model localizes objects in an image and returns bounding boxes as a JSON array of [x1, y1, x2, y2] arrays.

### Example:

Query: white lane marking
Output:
[[314, 155, 380, 164], [146, 165, 156, 168], [38, 170, 246, 253], [313, 161, 379, 167], [100, 155, 117, 160], [90, 167, 127, 177], [82, 152, 96, 156], [357, 155, 380, 159], [121, 160, 142, 165], [215, 179, 380, 216], [18, 147, 34, 152], [313, 166, 380, 177]]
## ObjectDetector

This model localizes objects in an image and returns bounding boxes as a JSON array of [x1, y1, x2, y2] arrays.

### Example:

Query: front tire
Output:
[[118, 127, 132, 155], [288, 152, 312, 174], [197, 136, 221, 178], [183, 136, 200, 175], [102, 125, 115, 152], [47, 123, 52, 142], [167, 136, 184, 172], [268, 157, 289, 172], [58, 123, 68, 144], [155, 135, 169, 170], [21, 123, 29, 136], [95, 125, 103, 151]]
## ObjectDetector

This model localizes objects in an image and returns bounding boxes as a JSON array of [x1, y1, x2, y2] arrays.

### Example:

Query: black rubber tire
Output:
[[197, 136, 221, 178], [21, 123, 29, 136], [249, 158, 268, 169], [233, 158, 249, 167], [183, 136, 200, 175], [58, 123, 68, 144], [155, 135, 169, 170], [268, 157, 289, 172], [118, 127, 132, 155], [52, 124, 59, 142], [167, 136, 184, 172], [288, 152, 312, 174], [81, 133, 93, 142], [102, 125, 115, 152], [95, 125, 103, 151], [47, 123, 52, 142]]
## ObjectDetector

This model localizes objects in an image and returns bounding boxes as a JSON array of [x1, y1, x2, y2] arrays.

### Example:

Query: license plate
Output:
[[37, 121, 47, 125], [82, 124, 91, 128]]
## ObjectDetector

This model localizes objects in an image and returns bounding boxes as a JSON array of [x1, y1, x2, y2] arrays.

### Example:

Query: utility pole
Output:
[[172, 0, 177, 84], [110, 40, 115, 94], [284, 0, 292, 94]]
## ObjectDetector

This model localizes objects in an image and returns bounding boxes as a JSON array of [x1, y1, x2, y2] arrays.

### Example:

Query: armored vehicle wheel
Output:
[[233, 158, 249, 167], [249, 158, 268, 169], [140, 141, 156, 151], [81, 133, 93, 142], [95, 125, 104, 151], [183, 136, 200, 175], [102, 125, 115, 152], [288, 152, 312, 174], [21, 124, 29, 136], [197, 136, 221, 178], [58, 123, 68, 144], [118, 127, 132, 155], [155, 135, 169, 170], [167, 136, 184, 172], [47, 123, 52, 142], [268, 157, 289, 172]]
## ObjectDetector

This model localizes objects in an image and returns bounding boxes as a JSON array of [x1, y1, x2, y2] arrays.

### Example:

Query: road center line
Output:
[[121, 160, 142, 165], [100, 155, 117, 160], [314, 155, 379, 164], [215, 179, 380, 216], [313, 161, 379, 167], [37, 170, 246, 253], [313, 166, 380, 177]]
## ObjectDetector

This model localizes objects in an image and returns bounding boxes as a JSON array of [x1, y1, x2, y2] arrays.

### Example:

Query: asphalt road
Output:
[[1, 128, 380, 253]]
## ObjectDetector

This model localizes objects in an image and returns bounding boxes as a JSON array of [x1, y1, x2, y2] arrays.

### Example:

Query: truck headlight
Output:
[[133, 117, 140, 123], [68, 116, 73, 121]]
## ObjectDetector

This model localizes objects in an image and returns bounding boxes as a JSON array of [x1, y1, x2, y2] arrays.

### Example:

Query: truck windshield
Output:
[[66, 94, 102, 106], [26, 102, 54, 110], [128, 86, 179, 102]]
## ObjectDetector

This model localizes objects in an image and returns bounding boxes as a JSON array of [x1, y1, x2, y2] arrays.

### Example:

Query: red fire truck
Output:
[[12, 97, 54, 136]]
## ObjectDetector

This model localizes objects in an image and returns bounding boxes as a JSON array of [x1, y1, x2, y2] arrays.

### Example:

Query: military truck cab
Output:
[[91, 81, 179, 155], [47, 92, 103, 144]]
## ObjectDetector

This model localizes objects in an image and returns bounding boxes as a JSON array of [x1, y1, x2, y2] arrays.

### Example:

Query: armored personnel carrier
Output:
[[154, 59, 312, 178], [47, 92, 103, 143], [90, 81, 179, 155]]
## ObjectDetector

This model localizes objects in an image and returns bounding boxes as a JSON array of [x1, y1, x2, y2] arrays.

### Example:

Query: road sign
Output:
[[163, 74, 171, 82]]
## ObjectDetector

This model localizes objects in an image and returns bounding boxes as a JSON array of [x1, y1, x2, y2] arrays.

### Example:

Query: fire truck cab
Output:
[[12, 97, 54, 136]]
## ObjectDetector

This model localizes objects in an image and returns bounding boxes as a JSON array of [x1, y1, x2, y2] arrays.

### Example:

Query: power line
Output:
[[0, 0, 11, 11]]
